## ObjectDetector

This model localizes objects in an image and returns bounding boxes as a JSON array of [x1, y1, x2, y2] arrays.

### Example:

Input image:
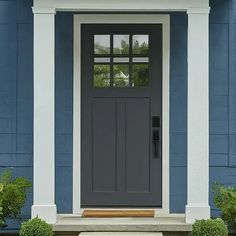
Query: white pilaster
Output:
[[186, 7, 211, 224], [32, 7, 57, 224]]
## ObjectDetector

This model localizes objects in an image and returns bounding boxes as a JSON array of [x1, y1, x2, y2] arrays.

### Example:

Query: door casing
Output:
[[73, 14, 170, 215]]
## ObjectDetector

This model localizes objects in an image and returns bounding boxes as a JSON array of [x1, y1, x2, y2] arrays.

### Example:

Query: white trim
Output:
[[32, 10, 57, 224], [73, 18, 82, 214], [34, 0, 209, 12], [186, 10, 210, 223], [73, 14, 170, 215], [32, 7, 56, 14], [187, 7, 210, 14], [32, 205, 57, 224]]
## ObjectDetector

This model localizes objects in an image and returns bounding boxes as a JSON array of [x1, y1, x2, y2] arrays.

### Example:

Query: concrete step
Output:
[[54, 214, 191, 233], [79, 233, 163, 236]]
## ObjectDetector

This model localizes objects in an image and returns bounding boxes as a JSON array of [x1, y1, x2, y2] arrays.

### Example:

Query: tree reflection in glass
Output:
[[94, 35, 110, 54], [133, 35, 149, 55], [132, 64, 149, 87], [113, 35, 129, 55], [94, 64, 110, 88], [113, 64, 129, 87]]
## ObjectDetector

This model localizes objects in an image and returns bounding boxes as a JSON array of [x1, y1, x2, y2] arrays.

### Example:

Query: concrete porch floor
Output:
[[54, 214, 192, 236]]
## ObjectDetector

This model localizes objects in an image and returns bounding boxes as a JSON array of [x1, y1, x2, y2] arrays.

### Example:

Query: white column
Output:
[[186, 7, 211, 224], [32, 7, 57, 224]]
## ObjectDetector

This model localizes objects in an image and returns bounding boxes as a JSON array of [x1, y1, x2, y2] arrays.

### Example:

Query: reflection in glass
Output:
[[113, 35, 129, 54], [94, 35, 110, 54], [113, 57, 129, 63], [132, 35, 149, 55], [94, 58, 111, 63], [132, 64, 149, 87], [132, 57, 149, 63], [113, 64, 129, 87], [94, 64, 110, 88]]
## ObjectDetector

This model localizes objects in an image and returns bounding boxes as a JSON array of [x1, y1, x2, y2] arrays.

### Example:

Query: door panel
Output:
[[81, 24, 162, 207], [92, 99, 117, 192], [125, 98, 150, 193]]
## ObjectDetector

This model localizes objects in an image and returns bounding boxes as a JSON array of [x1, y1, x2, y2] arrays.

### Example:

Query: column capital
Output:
[[187, 7, 210, 15], [32, 7, 56, 14]]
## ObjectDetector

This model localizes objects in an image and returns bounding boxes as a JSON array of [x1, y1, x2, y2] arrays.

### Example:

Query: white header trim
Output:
[[33, 0, 209, 12], [187, 7, 210, 14], [73, 14, 170, 215], [32, 7, 56, 14]]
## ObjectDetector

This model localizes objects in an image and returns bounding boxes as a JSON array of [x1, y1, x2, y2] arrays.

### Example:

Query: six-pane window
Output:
[[94, 34, 150, 88]]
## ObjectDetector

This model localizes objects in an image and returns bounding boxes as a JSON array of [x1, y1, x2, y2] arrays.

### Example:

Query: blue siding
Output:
[[0, 0, 235, 230], [0, 0, 33, 231], [169, 13, 187, 213], [55, 13, 73, 213]]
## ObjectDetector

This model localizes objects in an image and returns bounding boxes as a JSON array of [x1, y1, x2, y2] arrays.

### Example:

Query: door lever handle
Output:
[[153, 130, 159, 158]]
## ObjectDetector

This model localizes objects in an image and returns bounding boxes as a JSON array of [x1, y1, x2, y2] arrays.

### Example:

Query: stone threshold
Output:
[[80, 233, 163, 236], [54, 214, 192, 233]]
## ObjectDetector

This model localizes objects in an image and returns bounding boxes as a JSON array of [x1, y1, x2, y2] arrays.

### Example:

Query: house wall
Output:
[[0, 0, 234, 231]]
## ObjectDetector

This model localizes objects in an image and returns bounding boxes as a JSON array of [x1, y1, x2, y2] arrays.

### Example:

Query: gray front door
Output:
[[81, 24, 162, 207]]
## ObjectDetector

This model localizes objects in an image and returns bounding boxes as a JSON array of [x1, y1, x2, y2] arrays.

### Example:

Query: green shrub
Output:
[[0, 183, 4, 227], [191, 219, 228, 236], [213, 183, 236, 228], [0, 170, 32, 227], [19, 217, 54, 236]]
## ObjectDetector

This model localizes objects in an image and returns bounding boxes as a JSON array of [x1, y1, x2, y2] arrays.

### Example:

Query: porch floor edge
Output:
[[54, 214, 192, 232]]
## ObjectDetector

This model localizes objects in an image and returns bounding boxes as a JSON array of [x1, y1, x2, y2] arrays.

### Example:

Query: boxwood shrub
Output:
[[191, 219, 228, 236], [19, 217, 53, 236]]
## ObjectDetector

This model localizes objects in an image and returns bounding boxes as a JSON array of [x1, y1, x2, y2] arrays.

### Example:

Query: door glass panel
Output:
[[113, 64, 129, 87], [132, 35, 149, 55], [94, 35, 110, 54], [132, 64, 149, 87], [94, 64, 110, 88], [94, 57, 111, 63], [132, 57, 149, 63], [113, 57, 129, 63], [113, 35, 129, 55]]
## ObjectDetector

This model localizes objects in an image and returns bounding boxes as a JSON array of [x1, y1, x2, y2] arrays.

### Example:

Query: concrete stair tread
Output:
[[79, 233, 163, 236], [54, 214, 191, 233]]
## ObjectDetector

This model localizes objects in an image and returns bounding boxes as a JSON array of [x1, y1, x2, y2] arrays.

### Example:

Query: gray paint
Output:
[[81, 24, 162, 206]]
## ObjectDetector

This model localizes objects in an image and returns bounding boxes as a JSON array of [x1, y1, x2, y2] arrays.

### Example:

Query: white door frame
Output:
[[73, 14, 170, 215]]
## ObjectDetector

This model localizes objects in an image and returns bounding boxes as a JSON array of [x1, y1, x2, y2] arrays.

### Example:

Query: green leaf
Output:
[[0, 183, 3, 192]]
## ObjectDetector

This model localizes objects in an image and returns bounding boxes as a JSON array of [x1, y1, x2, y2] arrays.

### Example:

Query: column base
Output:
[[32, 205, 57, 224], [185, 204, 210, 224]]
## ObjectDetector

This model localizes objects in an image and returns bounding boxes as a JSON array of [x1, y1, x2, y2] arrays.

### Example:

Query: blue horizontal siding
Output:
[[0, 0, 235, 230], [55, 12, 73, 214]]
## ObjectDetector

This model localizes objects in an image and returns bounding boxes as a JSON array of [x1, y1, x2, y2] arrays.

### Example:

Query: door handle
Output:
[[153, 130, 159, 158]]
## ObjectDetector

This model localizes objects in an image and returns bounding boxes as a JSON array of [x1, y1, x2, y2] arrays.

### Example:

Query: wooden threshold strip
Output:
[[82, 210, 155, 218]]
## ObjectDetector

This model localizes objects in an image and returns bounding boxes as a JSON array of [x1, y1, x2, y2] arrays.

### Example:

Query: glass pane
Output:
[[113, 35, 129, 55], [132, 64, 149, 87], [94, 64, 110, 88], [94, 35, 110, 54], [113, 64, 129, 87], [94, 57, 111, 63], [132, 35, 149, 55], [132, 57, 149, 63], [113, 57, 129, 63]]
